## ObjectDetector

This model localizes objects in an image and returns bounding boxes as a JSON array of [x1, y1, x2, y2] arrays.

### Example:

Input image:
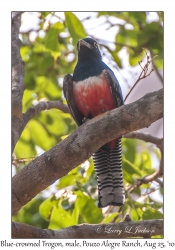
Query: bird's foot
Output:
[[82, 117, 90, 124]]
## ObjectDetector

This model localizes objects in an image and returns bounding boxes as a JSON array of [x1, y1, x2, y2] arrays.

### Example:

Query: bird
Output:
[[63, 37, 125, 208]]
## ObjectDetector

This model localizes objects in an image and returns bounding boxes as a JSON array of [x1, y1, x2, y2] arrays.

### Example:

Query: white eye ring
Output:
[[94, 42, 98, 48]]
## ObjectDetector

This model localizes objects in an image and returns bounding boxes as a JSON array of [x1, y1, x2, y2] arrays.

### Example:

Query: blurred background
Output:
[[12, 12, 163, 234]]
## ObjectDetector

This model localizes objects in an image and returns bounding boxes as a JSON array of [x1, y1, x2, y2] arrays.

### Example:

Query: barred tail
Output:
[[93, 138, 125, 208]]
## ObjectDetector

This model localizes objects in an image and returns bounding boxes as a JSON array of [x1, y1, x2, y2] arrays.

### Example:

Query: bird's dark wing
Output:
[[63, 74, 84, 126], [105, 69, 124, 107]]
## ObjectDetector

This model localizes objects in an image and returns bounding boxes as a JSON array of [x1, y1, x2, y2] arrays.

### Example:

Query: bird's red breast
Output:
[[73, 70, 117, 149]]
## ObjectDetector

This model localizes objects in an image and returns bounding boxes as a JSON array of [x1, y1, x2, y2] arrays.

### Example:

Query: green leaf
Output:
[[122, 168, 134, 184], [122, 156, 142, 177], [127, 12, 146, 25], [74, 190, 103, 223], [126, 30, 138, 47], [157, 12, 164, 22], [24, 71, 36, 90], [160, 188, 164, 196], [39, 196, 58, 221], [40, 12, 50, 19], [49, 202, 78, 229], [134, 153, 142, 170], [22, 89, 35, 112], [61, 198, 73, 210], [128, 48, 145, 66], [33, 43, 45, 53], [20, 46, 31, 61], [154, 57, 163, 69], [102, 212, 119, 223], [72, 200, 80, 224], [142, 208, 163, 220], [115, 28, 126, 46], [45, 22, 64, 58], [58, 174, 81, 189], [151, 235, 163, 239], [111, 51, 122, 68], [122, 138, 136, 163], [141, 152, 152, 171], [35, 76, 61, 99], [13, 196, 48, 229], [147, 21, 162, 32], [28, 119, 56, 150], [38, 109, 68, 137], [14, 125, 36, 158], [98, 12, 126, 19], [40, 53, 54, 69], [148, 198, 163, 210], [136, 207, 143, 219], [65, 12, 86, 46], [130, 209, 139, 221]]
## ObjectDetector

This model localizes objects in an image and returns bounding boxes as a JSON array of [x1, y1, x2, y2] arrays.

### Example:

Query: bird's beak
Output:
[[78, 39, 93, 50]]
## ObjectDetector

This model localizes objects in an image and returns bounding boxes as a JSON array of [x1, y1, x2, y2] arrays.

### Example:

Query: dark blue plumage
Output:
[[73, 60, 111, 81]]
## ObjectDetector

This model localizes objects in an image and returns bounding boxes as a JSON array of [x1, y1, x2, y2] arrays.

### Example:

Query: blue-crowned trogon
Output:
[[63, 37, 125, 208]]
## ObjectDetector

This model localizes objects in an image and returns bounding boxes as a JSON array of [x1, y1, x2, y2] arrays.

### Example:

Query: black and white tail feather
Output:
[[93, 138, 125, 208]]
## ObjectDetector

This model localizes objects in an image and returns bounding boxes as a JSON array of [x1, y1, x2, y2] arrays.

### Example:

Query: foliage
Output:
[[13, 12, 163, 232], [99, 12, 163, 68]]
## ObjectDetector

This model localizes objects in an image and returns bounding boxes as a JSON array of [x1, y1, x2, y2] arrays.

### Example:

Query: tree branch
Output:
[[12, 12, 25, 22], [24, 101, 69, 121], [12, 12, 25, 150], [12, 88, 163, 215], [12, 219, 163, 238], [126, 167, 162, 194], [123, 131, 162, 147]]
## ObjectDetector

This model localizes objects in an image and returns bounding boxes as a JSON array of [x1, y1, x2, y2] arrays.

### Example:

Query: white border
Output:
[[0, 1, 174, 247]]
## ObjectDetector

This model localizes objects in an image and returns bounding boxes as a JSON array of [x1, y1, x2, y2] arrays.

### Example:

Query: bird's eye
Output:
[[94, 42, 98, 49]]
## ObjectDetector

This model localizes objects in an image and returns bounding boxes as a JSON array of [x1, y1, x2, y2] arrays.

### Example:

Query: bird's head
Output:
[[77, 37, 102, 61]]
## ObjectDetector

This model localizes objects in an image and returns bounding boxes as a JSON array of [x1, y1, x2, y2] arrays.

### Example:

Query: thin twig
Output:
[[125, 161, 163, 194], [124, 49, 157, 102], [123, 132, 162, 146], [23, 100, 69, 125], [125, 167, 162, 194], [81, 16, 91, 22], [144, 187, 160, 197], [111, 205, 124, 223], [136, 187, 161, 203], [12, 157, 37, 165]]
